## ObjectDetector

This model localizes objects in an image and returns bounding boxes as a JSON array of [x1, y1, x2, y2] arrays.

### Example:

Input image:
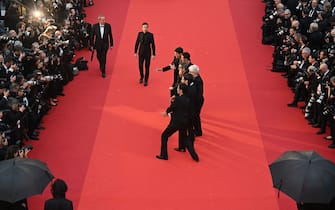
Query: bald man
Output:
[[90, 15, 113, 78]]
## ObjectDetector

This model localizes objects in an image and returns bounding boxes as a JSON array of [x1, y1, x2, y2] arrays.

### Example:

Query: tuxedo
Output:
[[90, 22, 113, 76], [134, 31, 156, 83]]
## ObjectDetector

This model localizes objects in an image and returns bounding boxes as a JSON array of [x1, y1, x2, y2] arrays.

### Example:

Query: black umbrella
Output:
[[0, 158, 54, 203], [269, 150, 335, 204]]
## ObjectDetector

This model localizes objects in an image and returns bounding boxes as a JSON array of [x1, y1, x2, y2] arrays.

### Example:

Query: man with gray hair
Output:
[[90, 15, 113, 78], [189, 65, 204, 137]]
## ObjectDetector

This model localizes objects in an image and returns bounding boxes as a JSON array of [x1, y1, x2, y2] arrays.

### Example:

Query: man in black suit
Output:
[[134, 22, 156, 86], [90, 15, 113, 78], [189, 65, 204, 137], [156, 84, 190, 160], [156, 47, 183, 92], [44, 179, 73, 210]]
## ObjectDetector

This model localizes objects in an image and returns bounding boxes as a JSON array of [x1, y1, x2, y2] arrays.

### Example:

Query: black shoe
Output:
[[316, 130, 325, 135], [139, 78, 143, 84], [174, 148, 186, 152], [328, 144, 335, 149], [156, 155, 168, 160], [144, 81, 148, 86], [287, 103, 298, 107], [102, 72, 106, 78], [29, 135, 40, 141], [193, 156, 199, 162]]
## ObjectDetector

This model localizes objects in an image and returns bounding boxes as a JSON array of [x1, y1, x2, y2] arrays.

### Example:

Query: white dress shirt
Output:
[[100, 24, 104, 39]]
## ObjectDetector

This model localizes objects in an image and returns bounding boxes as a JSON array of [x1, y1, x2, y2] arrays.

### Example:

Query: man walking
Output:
[[134, 22, 156, 86], [90, 15, 113, 78]]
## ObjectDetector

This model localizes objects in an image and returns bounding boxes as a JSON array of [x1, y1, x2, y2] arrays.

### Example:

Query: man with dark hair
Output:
[[90, 15, 113, 78], [44, 179, 73, 210], [156, 84, 191, 161], [181, 52, 193, 73], [134, 22, 156, 86], [156, 47, 183, 93]]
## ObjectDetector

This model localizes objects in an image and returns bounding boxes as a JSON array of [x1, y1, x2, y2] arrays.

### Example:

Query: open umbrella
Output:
[[269, 150, 335, 204], [0, 158, 54, 203]]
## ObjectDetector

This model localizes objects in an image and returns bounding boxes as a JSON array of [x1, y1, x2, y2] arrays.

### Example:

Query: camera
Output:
[[18, 144, 33, 153]]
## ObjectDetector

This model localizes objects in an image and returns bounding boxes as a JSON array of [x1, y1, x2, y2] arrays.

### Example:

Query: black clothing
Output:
[[160, 95, 189, 158], [44, 198, 73, 210], [4, 6, 20, 30], [90, 23, 113, 74], [193, 76, 204, 136], [162, 56, 180, 87], [308, 31, 323, 51], [134, 32, 155, 82]]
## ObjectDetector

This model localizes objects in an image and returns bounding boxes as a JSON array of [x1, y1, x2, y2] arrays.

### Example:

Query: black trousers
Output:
[[185, 120, 199, 161], [194, 99, 204, 136], [138, 54, 151, 82], [160, 121, 187, 158], [96, 46, 108, 74]]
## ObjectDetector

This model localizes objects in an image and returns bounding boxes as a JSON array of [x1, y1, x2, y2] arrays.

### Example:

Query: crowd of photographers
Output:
[[262, 0, 335, 149], [0, 0, 92, 165]]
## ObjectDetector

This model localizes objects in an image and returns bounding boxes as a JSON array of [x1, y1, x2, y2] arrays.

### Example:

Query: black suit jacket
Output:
[[90, 23, 113, 49], [193, 76, 204, 108], [134, 32, 156, 56], [44, 198, 73, 210], [166, 95, 190, 125], [162, 57, 180, 86]]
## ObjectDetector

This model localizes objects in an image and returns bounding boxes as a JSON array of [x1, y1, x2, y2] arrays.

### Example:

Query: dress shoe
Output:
[[193, 156, 199, 162], [29, 135, 39, 141], [287, 103, 298, 107], [174, 148, 186, 152], [102, 72, 106, 78], [156, 155, 168, 160], [324, 136, 333, 141], [144, 81, 148, 86], [316, 130, 325, 135], [139, 78, 143, 84], [328, 143, 335, 149]]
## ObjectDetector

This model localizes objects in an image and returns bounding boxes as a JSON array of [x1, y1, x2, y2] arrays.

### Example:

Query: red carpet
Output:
[[27, 0, 335, 210]]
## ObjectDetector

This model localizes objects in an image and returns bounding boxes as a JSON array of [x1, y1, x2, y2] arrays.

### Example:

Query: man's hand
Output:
[[134, 53, 137, 57], [156, 68, 163, 72], [89, 46, 94, 51], [152, 55, 155, 59], [161, 112, 168, 117]]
